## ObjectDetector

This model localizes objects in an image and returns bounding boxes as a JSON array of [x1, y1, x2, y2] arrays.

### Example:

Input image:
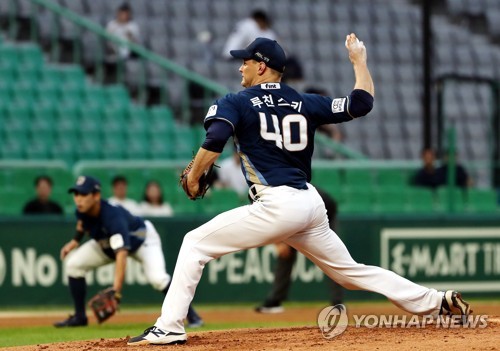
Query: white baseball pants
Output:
[[65, 220, 171, 291], [156, 184, 443, 333]]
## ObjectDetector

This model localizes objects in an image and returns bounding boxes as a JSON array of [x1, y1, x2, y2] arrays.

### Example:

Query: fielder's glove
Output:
[[88, 287, 121, 324], [179, 158, 216, 200]]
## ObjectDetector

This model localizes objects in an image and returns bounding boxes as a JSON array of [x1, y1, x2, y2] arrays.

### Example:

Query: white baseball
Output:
[[345, 37, 360, 48]]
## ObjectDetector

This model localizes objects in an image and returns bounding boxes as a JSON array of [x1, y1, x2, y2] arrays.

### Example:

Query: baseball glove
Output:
[[179, 158, 216, 200], [88, 287, 121, 324]]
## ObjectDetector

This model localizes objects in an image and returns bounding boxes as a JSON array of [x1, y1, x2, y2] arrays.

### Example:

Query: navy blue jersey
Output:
[[204, 83, 359, 189], [76, 200, 146, 259]]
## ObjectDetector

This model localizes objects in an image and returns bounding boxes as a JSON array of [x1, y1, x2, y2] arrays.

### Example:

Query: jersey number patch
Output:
[[259, 112, 308, 152]]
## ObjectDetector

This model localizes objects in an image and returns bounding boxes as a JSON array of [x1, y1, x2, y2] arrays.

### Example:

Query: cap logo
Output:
[[76, 176, 86, 185], [255, 52, 270, 62]]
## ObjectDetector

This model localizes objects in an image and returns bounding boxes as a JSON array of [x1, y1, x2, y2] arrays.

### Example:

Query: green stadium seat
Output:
[[174, 126, 196, 159], [3, 122, 29, 143], [77, 105, 102, 134], [128, 105, 150, 120], [340, 188, 375, 213], [435, 187, 467, 212], [149, 140, 173, 159], [83, 85, 107, 106], [311, 168, 342, 196], [126, 115, 149, 136], [376, 169, 410, 190], [18, 44, 44, 65], [192, 125, 206, 145], [57, 104, 80, 123], [0, 45, 19, 65], [0, 84, 12, 102], [30, 117, 55, 138], [50, 140, 76, 165], [11, 82, 37, 103], [0, 65, 16, 84], [374, 189, 408, 213], [101, 137, 126, 159], [125, 136, 149, 159], [6, 101, 31, 119], [24, 140, 51, 159], [39, 66, 63, 84], [15, 65, 41, 83], [31, 102, 56, 121], [101, 118, 125, 138], [407, 188, 437, 212], [106, 85, 130, 105], [75, 139, 101, 161], [150, 106, 175, 124], [58, 65, 85, 84], [103, 105, 127, 123], [61, 83, 85, 103], [36, 81, 60, 104], [466, 189, 498, 213], [342, 169, 375, 191], [0, 139, 25, 159]]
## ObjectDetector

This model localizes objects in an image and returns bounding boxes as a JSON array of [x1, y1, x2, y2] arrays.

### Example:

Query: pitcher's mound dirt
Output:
[[5, 318, 500, 351]]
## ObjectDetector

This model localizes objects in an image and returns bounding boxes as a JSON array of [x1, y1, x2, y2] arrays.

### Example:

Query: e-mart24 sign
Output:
[[381, 228, 500, 292]]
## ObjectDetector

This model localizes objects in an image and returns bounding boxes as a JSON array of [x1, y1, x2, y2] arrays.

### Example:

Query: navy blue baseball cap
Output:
[[230, 37, 287, 73], [68, 175, 101, 194]]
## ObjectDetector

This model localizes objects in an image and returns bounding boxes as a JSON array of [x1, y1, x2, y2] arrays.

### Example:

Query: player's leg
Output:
[[55, 240, 112, 327], [256, 246, 297, 313], [153, 186, 314, 334], [132, 221, 171, 291], [284, 186, 443, 315], [132, 221, 203, 327]]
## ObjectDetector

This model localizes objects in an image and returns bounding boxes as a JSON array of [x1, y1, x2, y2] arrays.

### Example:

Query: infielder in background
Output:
[[54, 176, 203, 328], [129, 35, 471, 345]]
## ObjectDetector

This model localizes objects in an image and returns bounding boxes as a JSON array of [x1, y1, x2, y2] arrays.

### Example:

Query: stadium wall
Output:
[[0, 215, 499, 306]]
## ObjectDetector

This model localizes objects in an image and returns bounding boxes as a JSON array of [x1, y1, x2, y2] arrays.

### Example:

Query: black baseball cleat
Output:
[[127, 326, 187, 345], [440, 290, 472, 323], [54, 315, 88, 328]]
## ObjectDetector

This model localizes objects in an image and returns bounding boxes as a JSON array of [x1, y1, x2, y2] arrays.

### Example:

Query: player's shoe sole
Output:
[[127, 326, 187, 345], [255, 305, 284, 314], [441, 290, 472, 323]]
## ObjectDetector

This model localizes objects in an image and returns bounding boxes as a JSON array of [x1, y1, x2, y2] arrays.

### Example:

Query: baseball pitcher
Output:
[[129, 35, 471, 345]]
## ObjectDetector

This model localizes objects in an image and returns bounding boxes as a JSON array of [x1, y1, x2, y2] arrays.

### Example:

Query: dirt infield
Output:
[[2, 303, 500, 350]]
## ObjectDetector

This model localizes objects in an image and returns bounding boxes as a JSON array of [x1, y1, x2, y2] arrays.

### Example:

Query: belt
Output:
[[248, 184, 268, 202]]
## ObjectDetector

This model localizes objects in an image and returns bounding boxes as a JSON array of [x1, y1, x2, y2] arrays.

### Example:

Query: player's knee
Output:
[[148, 273, 171, 291], [65, 256, 87, 278]]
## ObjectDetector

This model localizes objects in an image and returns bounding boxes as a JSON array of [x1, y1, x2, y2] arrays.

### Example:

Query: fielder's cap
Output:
[[68, 175, 101, 195], [230, 37, 286, 73]]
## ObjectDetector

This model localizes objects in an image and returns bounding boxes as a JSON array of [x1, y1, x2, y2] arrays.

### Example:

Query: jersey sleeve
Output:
[[204, 94, 241, 132], [304, 94, 356, 126], [104, 210, 131, 252]]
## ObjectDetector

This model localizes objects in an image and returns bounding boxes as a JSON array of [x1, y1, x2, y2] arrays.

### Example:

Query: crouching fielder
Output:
[[54, 175, 203, 328]]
